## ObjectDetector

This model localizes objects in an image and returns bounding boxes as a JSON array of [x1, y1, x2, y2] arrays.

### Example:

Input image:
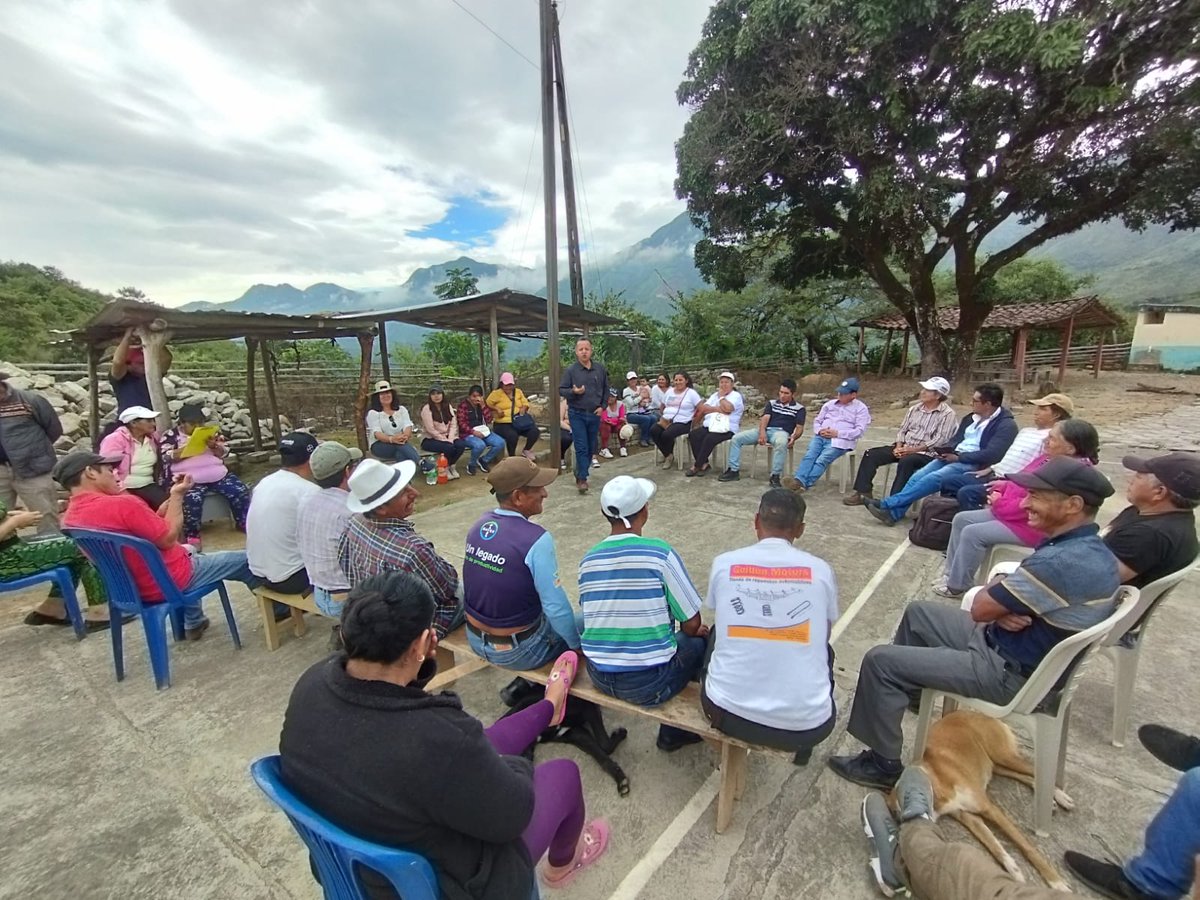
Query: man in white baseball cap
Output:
[[338, 459, 463, 637], [578, 475, 709, 752], [843, 377, 957, 506]]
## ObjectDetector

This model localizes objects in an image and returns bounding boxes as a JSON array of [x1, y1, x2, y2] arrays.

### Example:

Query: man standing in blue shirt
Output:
[[463, 457, 581, 670], [559, 338, 610, 495], [830, 458, 1118, 789]]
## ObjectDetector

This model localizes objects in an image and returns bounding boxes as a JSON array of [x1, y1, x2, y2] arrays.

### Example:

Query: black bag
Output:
[[511, 412, 536, 431], [907, 496, 960, 551]]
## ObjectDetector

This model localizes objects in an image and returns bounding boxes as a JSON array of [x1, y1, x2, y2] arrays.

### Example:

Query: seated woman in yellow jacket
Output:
[[486, 372, 541, 460]]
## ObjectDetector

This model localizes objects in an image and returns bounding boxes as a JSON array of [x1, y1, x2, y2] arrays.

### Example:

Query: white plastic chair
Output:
[[749, 441, 795, 481], [821, 449, 857, 493], [913, 585, 1142, 835], [1103, 559, 1197, 747], [981, 543, 1034, 581]]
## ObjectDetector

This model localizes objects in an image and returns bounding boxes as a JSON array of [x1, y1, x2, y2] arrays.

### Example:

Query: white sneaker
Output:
[[619, 447, 628, 457], [447, 466, 460, 480], [592, 457, 601, 468], [599, 448, 613, 459], [661, 456, 674, 470], [560, 461, 567, 471]]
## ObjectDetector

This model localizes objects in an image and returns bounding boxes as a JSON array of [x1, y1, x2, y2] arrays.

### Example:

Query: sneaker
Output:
[[521, 449, 537, 461], [1062, 852, 1153, 900], [717, 469, 740, 482], [599, 448, 613, 459], [656, 725, 704, 752], [466, 464, 477, 476], [769, 474, 782, 488], [619, 447, 628, 457], [1138, 723, 1200, 773], [894, 766, 936, 822], [931, 584, 963, 599], [447, 466, 460, 480], [865, 500, 897, 527], [828, 750, 902, 790], [184, 617, 211, 641], [661, 456, 674, 470], [861, 794, 909, 897], [478, 459, 491, 474], [560, 461, 567, 471], [591, 457, 601, 468], [843, 491, 872, 507]]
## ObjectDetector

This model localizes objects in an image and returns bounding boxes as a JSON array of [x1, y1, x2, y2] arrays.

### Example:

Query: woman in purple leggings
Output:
[[279, 571, 609, 899]]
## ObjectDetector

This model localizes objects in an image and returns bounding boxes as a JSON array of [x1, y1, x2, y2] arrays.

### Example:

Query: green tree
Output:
[[0, 262, 109, 362], [675, 0, 1200, 375], [420, 331, 503, 377], [433, 267, 480, 301]]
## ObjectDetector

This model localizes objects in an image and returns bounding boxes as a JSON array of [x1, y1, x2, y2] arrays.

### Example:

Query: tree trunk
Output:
[[909, 277, 948, 375]]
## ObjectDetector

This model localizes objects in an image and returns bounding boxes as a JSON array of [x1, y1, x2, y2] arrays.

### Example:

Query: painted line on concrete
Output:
[[607, 769, 722, 900], [830, 536, 910, 645]]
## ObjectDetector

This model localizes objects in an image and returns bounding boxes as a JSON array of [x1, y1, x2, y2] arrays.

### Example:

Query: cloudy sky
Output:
[[0, 0, 713, 305]]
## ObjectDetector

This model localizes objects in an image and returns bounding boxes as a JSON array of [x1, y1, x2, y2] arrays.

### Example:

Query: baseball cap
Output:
[[718, 371, 736, 381], [626, 370, 638, 381], [1029, 393, 1075, 416], [486, 457, 558, 495], [373, 380, 392, 394], [347, 459, 417, 514], [500, 372, 515, 385], [1007, 457, 1115, 507], [1122, 452, 1200, 501], [600, 475, 657, 527], [837, 377, 860, 394], [309, 441, 364, 481], [118, 405, 159, 424], [52, 451, 123, 486], [608, 388, 619, 397], [178, 403, 206, 423], [919, 376, 951, 396], [278, 431, 319, 465]]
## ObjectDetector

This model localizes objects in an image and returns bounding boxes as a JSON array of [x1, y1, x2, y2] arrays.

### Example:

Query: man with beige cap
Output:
[[296, 441, 363, 617]]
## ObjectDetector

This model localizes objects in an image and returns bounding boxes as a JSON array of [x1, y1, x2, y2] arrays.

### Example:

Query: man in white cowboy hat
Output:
[[338, 458, 464, 637]]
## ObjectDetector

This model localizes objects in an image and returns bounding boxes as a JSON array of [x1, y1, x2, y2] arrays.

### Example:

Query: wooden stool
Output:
[[255, 587, 332, 651]]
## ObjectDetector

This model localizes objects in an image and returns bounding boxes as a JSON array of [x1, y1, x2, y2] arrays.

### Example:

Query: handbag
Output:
[[656, 416, 672, 430], [512, 412, 536, 431], [907, 496, 960, 551], [708, 412, 732, 434]]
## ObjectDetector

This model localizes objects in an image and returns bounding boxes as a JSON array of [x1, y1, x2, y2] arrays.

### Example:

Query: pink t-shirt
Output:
[[171, 451, 228, 484], [63, 491, 192, 601], [991, 454, 1096, 546]]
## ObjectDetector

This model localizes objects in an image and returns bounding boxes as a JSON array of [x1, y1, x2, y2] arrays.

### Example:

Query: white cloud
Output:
[[0, 0, 713, 305]]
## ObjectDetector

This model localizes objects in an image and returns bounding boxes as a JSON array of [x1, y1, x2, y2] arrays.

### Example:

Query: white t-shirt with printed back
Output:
[[246, 468, 321, 582], [704, 538, 839, 730]]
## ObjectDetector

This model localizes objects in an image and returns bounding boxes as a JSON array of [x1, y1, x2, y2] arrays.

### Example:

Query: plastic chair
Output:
[[250, 756, 439, 900], [749, 441, 795, 481], [912, 585, 1141, 835], [62, 527, 242, 689], [0, 567, 87, 640], [1102, 558, 1197, 747], [981, 543, 1034, 581], [821, 450, 857, 493]]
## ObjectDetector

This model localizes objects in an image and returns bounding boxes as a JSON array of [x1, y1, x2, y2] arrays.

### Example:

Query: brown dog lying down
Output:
[[904, 710, 1074, 891]]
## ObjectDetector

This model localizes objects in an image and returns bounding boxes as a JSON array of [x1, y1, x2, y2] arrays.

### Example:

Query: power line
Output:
[[447, 0, 538, 69]]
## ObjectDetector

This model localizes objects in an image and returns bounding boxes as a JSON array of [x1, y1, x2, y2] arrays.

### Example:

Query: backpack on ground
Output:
[[907, 496, 960, 551]]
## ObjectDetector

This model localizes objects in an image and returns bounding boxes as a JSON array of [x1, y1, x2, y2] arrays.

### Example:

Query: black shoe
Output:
[[466, 464, 477, 476], [828, 750, 902, 790], [717, 469, 740, 482], [478, 459, 490, 473], [865, 500, 897, 527], [184, 617, 211, 641], [769, 474, 782, 488], [656, 725, 704, 752], [1063, 852, 1153, 900], [1138, 723, 1200, 773]]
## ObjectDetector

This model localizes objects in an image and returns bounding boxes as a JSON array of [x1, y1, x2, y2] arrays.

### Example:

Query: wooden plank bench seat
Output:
[[255, 587, 341, 651], [430, 626, 793, 833]]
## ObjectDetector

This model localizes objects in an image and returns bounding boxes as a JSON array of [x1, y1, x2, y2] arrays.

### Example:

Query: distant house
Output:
[[1130, 303, 1200, 371]]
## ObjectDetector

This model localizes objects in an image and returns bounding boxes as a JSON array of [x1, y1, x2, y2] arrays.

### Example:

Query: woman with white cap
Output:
[[686, 372, 744, 477], [98, 405, 169, 510], [365, 380, 420, 464]]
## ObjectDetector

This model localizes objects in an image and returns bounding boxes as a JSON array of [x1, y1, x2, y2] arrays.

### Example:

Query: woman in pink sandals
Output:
[[279, 570, 609, 899]]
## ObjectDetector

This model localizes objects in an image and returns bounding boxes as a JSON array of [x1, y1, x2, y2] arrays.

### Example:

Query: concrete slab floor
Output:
[[1, 432, 1197, 900]]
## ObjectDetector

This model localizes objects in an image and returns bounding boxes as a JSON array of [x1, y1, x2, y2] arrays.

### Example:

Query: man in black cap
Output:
[[1102, 452, 1200, 589], [830, 457, 1120, 789], [245, 432, 320, 597]]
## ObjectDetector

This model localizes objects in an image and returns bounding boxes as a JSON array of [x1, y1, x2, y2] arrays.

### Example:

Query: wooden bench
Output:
[[255, 587, 340, 651], [429, 626, 793, 833]]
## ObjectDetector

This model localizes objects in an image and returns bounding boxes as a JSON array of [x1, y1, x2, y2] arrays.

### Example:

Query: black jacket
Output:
[[279, 655, 535, 900], [948, 406, 1018, 467], [559, 361, 610, 413], [0, 385, 61, 478]]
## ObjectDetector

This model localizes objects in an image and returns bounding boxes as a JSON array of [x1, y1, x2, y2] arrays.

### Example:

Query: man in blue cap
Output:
[[790, 377, 871, 491]]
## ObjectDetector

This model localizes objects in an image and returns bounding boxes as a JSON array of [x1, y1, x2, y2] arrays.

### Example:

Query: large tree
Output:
[[675, 0, 1200, 374]]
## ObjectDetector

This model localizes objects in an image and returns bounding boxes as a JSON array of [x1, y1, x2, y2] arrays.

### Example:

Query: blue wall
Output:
[[1129, 345, 1200, 372]]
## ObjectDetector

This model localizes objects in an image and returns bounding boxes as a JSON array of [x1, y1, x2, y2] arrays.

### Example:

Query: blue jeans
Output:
[[878, 460, 971, 520], [312, 586, 346, 618], [729, 427, 790, 474], [463, 433, 505, 468], [1126, 768, 1200, 897], [794, 435, 848, 487], [567, 409, 600, 479], [370, 440, 420, 464], [587, 634, 707, 743], [467, 615, 574, 671], [626, 412, 658, 445], [184, 550, 260, 629]]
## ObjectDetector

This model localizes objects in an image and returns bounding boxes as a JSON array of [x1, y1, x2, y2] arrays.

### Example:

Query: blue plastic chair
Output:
[[250, 756, 439, 900], [0, 567, 87, 640], [61, 527, 242, 689]]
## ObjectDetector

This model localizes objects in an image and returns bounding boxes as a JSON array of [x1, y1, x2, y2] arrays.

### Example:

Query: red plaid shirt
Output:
[[456, 398, 494, 437]]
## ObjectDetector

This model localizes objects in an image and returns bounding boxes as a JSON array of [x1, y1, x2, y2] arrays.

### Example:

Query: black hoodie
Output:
[[279, 655, 536, 900]]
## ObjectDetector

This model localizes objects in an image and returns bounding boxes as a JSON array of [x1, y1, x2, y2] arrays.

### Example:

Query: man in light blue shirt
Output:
[[462, 457, 581, 671]]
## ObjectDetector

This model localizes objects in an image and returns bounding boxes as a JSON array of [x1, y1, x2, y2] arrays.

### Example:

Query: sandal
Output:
[[546, 650, 579, 727], [24, 611, 72, 627], [540, 819, 610, 888]]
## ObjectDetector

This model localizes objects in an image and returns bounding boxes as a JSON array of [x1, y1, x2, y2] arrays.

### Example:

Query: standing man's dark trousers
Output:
[[846, 602, 1027, 761], [567, 409, 600, 478], [852, 446, 936, 497]]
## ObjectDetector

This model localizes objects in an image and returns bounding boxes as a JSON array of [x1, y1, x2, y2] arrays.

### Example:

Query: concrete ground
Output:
[[2, 416, 1198, 900]]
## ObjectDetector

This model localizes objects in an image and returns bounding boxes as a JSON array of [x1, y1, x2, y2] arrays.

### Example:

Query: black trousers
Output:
[[852, 445, 935, 495], [649, 420, 690, 457], [128, 483, 170, 512], [688, 427, 732, 468], [493, 422, 539, 455], [420, 437, 467, 465]]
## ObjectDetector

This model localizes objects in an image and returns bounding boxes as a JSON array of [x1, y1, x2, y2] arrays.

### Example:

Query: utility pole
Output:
[[540, 0, 562, 464], [551, 6, 585, 313]]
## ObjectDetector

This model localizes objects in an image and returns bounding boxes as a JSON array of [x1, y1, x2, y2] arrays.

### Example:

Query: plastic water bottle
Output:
[[436, 453, 449, 485]]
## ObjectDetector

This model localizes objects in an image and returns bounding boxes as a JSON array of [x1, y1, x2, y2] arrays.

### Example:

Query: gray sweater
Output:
[[0, 385, 62, 478]]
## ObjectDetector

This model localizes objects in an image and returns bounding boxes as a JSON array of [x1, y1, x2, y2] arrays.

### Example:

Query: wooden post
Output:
[[477, 334, 487, 388], [355, 332, 375, 452], [261, 342, 283, 443], [856, 326, 865, 375], [1013, 328, 1029, 389], [489, 306, 501, 389], [1058, 315, 1076, 385], [900, 330, 911, 375], [138, 324, 173, 434], [245, 338, 263, 451], [878, 328, 893, 376], [87, 343, 101, 450], [1093, 329, 1106, 378], [377, 320, 391, 380]]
